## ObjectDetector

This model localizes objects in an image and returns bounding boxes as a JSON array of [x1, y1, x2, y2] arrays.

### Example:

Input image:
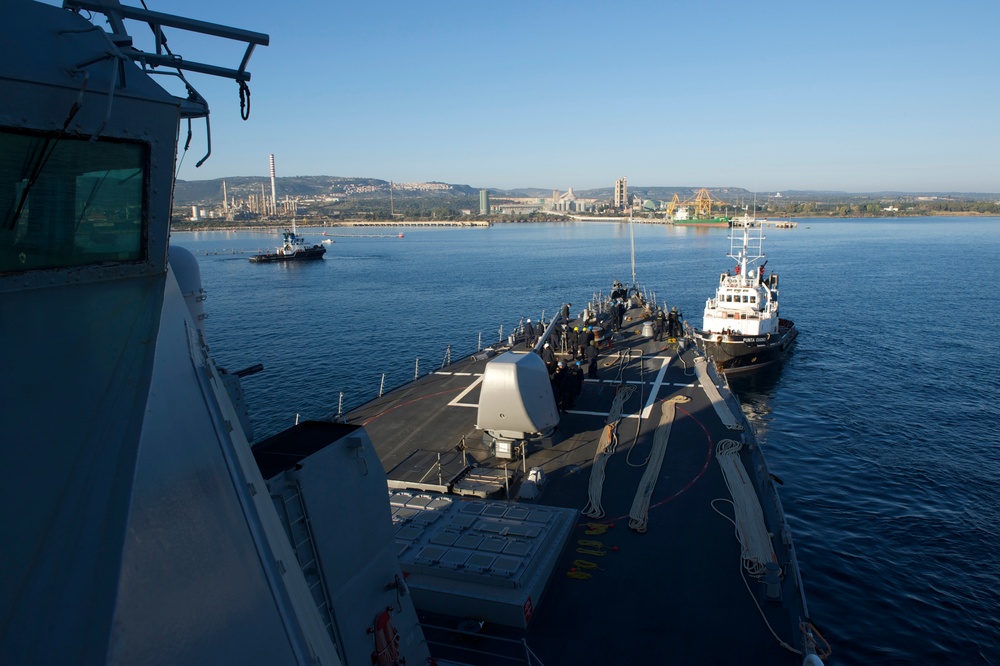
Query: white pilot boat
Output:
[[694, 214, 798, 373]]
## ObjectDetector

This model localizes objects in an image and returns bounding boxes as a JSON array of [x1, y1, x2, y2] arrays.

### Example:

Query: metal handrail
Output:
[[64, 0, 269, 81]]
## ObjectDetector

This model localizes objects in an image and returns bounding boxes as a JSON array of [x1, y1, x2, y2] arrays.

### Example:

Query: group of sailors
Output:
[[523, 309, 603, 363], [519, 284, 687, 413], [523, 303, 607, 412], [537, 332, 599, 378], [548, 356, 584, 412], [652, 306, 683, 342]]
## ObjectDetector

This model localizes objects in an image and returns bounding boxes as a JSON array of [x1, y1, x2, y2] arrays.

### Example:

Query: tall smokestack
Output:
[[269, 154, 277, 216], [222, 180, 229, 216]]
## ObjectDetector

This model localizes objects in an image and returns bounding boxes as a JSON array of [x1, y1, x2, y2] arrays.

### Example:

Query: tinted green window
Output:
[[1, 129, 145, 274]]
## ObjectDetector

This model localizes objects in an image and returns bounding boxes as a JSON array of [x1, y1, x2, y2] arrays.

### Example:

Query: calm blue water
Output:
[[178, 217, 1000, 665]]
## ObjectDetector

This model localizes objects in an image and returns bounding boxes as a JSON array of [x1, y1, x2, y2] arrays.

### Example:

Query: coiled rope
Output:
[[675, 343, 696, 377], [713, 438, 815, 658], [566, 559, 599, 579], [714, 438, 775, 575], [693, 357, 742, 430], [627, 395, 690, 532], [582, 384, 635, 518]]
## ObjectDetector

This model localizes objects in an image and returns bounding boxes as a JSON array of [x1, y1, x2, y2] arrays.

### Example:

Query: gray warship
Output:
[[0, 2, 828, 664]]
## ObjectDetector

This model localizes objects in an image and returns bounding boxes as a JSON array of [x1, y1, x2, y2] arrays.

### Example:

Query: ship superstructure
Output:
[[1, 3, 423, 664]]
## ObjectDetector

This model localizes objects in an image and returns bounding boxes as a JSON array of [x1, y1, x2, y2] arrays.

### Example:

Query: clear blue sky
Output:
[[52, 0, 1000, 193]]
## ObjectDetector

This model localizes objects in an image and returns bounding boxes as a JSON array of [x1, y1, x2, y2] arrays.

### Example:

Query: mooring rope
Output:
[[627, 395, 690, 533], [714, 438, 775, 575], [693, 357, 742, 430], [582, 384, 635, 518]]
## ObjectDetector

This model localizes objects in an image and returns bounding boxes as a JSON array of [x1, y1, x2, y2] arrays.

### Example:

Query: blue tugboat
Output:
[[249, 223, 326, 262]]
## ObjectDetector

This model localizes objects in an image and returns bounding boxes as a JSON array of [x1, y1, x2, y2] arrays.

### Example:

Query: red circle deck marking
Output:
[[361, 387, 464, 426]]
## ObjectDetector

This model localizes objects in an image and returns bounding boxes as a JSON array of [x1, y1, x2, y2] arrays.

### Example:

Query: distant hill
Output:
[[173, 176, 479, 206], [174, 176, 999, 208], [175, 177, 760, 206]]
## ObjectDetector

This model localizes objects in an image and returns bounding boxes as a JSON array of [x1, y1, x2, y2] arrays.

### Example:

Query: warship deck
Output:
[[345, 304, 820, 665]]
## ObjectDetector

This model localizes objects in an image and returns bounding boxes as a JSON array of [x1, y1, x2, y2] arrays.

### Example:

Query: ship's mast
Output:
[[629, 212, 637, 287], [728, 213, 765, 286], [740, 224, 749, 284]]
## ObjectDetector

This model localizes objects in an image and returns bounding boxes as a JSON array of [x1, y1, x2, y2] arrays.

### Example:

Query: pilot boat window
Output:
[[1, 128, 146, 274], [725, 294, 732, 302], [742, 295, 748, 303], [750, 295, 756, 303]]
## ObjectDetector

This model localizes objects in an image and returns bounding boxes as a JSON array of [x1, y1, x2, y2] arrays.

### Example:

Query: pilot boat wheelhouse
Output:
[[694, 216, 797, 373]]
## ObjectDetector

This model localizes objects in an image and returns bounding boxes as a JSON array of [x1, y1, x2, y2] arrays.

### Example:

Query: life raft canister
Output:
[[369, 606, 402, 666]]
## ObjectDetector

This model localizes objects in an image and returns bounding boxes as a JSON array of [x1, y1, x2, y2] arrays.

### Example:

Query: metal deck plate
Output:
[[386, 449, 471, 493], [390, 490, 577, 628]]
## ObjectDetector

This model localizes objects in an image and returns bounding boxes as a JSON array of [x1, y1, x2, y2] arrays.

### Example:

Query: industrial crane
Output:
[[667, 188, 731, 219]]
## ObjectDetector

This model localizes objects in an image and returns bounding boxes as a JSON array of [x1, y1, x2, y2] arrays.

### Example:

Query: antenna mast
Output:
[[629, 213, 637, 287]]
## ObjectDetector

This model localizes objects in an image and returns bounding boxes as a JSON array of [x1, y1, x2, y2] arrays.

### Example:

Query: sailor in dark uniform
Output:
[[611, 280, 627, 301], [653, 309, 666, 342], [580, 326, 594, 358], [584, 340, 599, 379], [558, 361, 577, 411], [561, 302, 571, 323], [524, 318, 535, 347], [541, 342, 557, 375], [551, 361, 567, 410], [534, 319, 544, 341], [567, 326, 580, 358], [668, 306, 683, 338], [568, 361, 584, 406]]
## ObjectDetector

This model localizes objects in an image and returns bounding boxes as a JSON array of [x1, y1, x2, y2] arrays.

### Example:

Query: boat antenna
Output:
[[629, 212, 637, 287]]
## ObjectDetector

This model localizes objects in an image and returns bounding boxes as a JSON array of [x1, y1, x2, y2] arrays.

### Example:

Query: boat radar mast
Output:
[[629, 212, 637, 287]]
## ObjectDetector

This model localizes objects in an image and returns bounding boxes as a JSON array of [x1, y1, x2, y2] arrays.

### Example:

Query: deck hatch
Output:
[[458, 501, 487, 515], [490, 557, 521, 577], [415, 546, 447, 565], [450, 514, 477, 530], [440, 550, 471, 569], [392, 507, 419, 522], [479, 537, 508, 553], [430, 531, 460, 547], [465, 553, 496, 573], [395, 525, 424, 542], [481, 504, 508, 518], [390, 492, 414, 507], [502, 541, 532, 557]]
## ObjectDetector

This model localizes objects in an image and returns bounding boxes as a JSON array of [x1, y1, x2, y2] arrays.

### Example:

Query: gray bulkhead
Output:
[[1, 3, 426, 664]]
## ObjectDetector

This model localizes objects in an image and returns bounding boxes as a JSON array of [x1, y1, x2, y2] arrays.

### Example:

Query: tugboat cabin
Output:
[[703, 270, 780, 338]]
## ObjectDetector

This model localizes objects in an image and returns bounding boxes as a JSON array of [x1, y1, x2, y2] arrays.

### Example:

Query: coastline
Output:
[[171, 211, 997, 232]]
